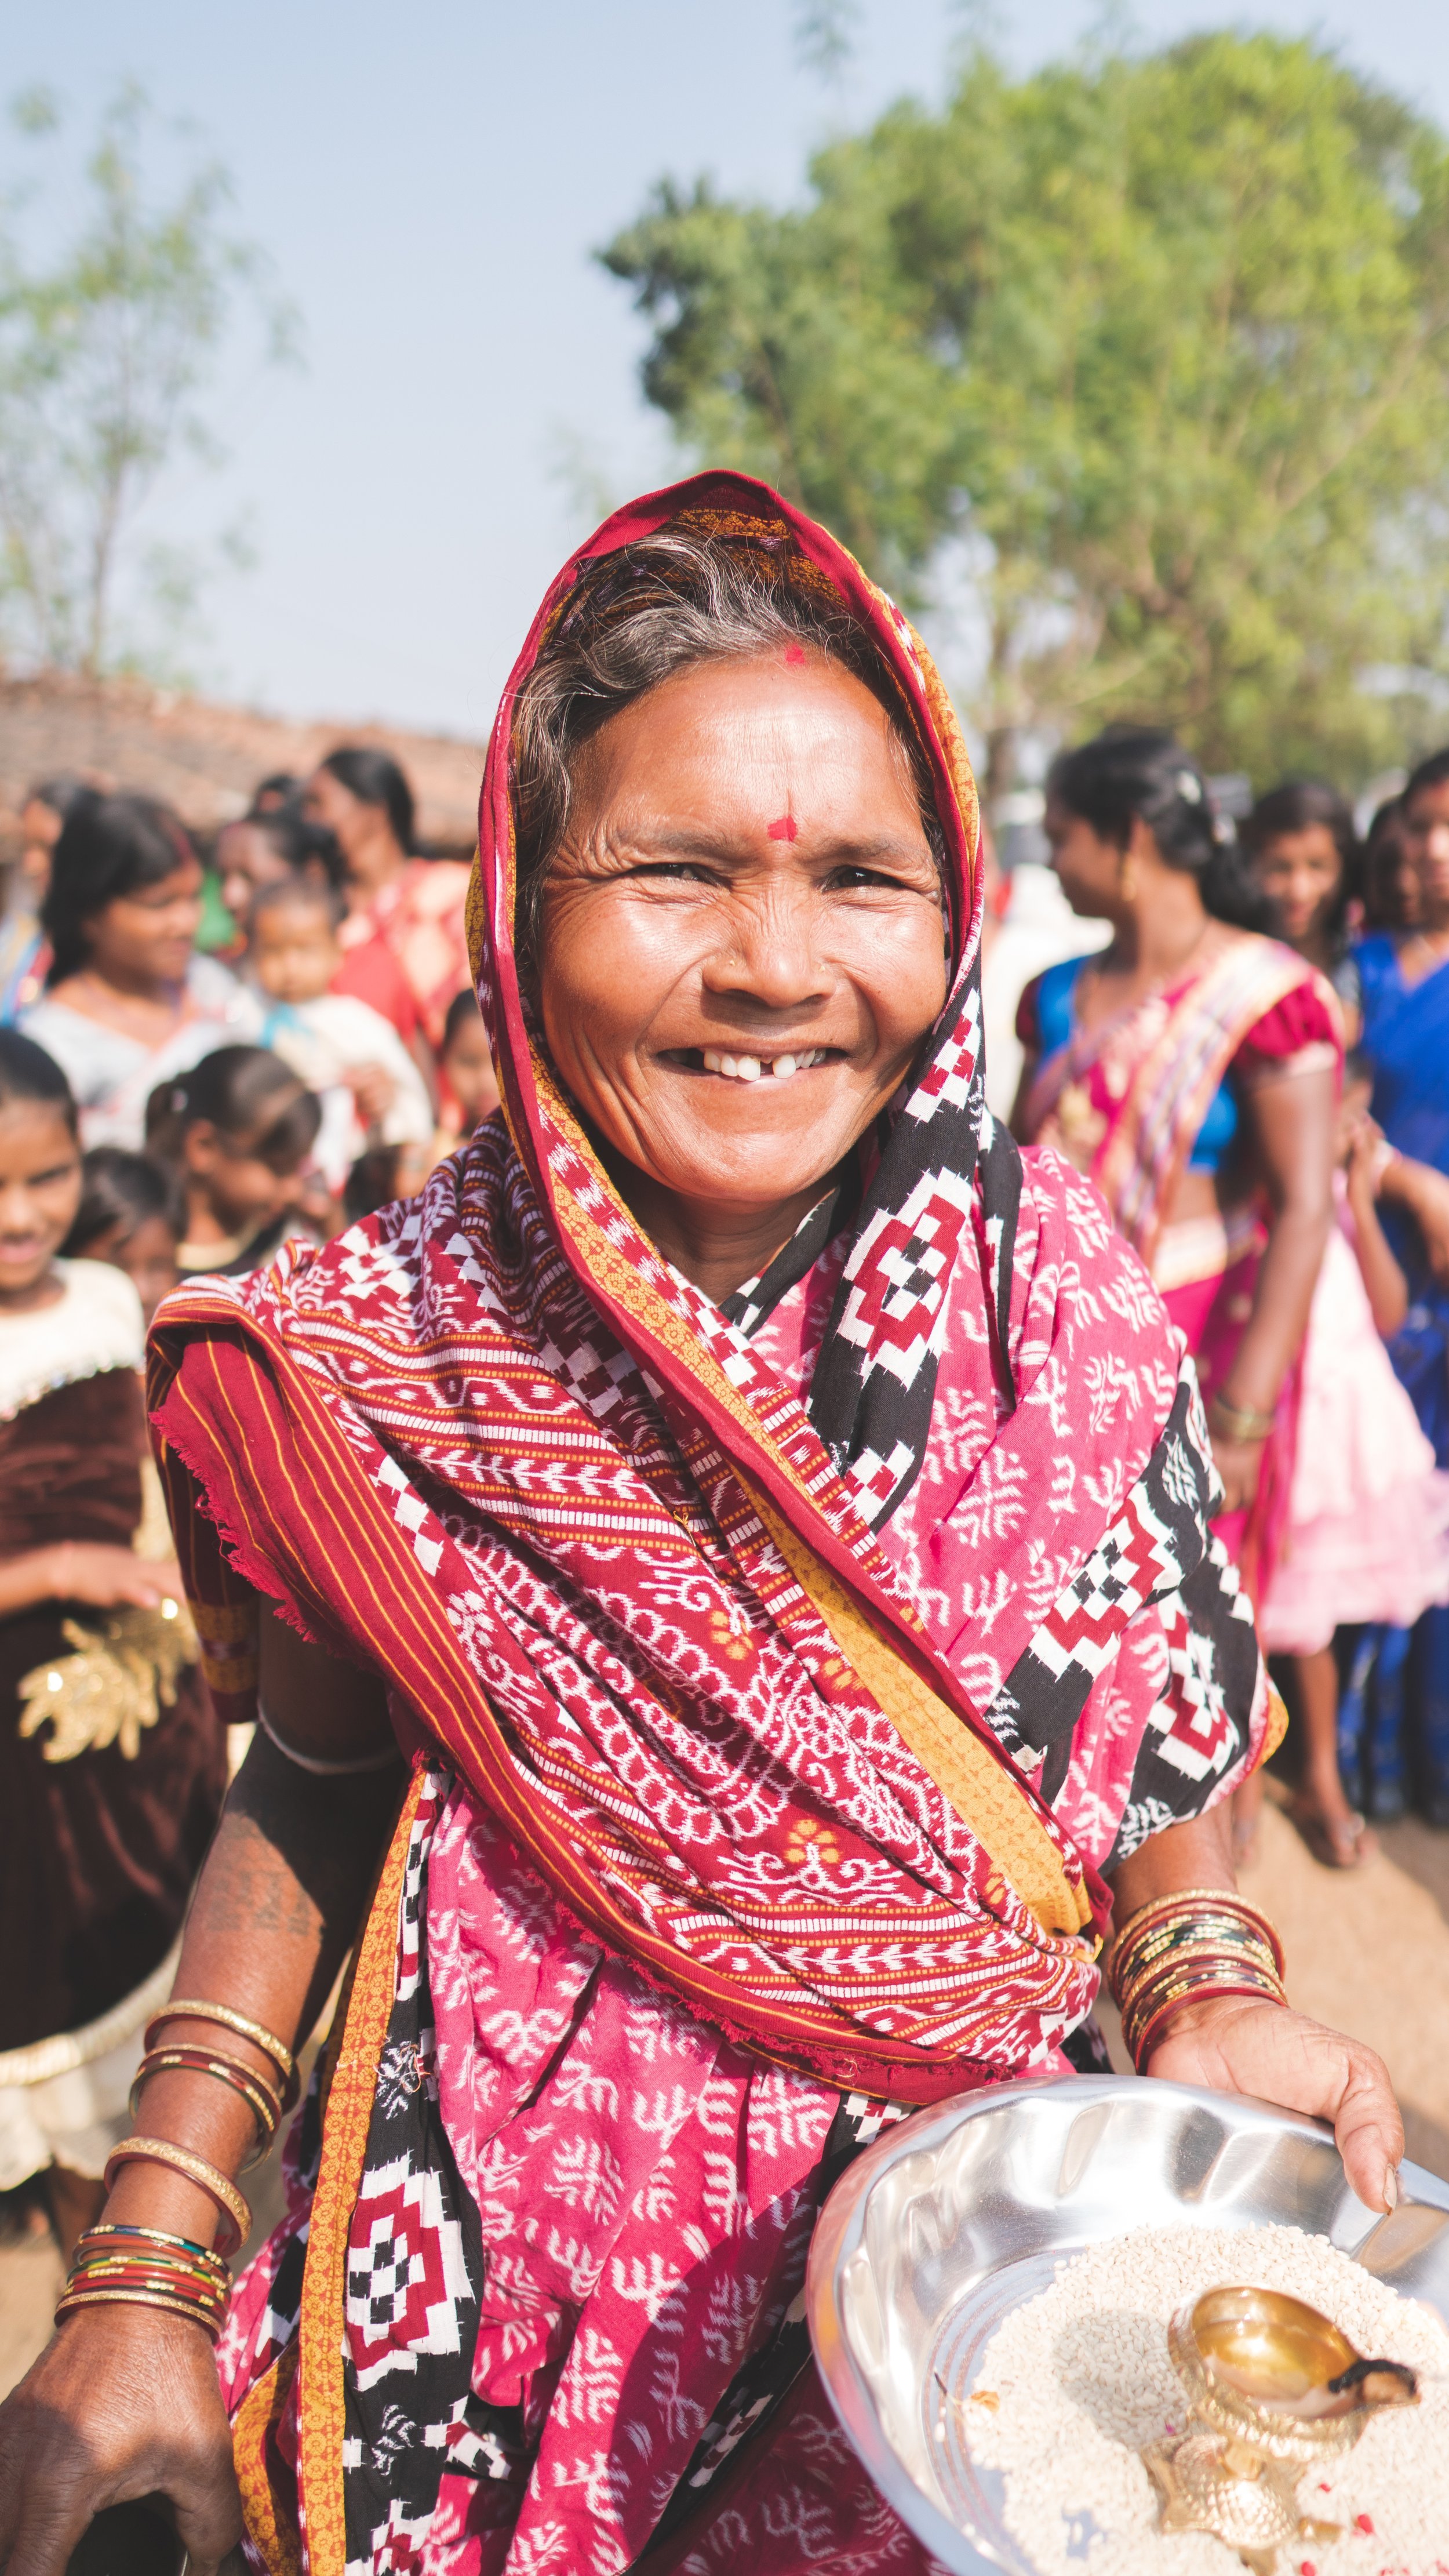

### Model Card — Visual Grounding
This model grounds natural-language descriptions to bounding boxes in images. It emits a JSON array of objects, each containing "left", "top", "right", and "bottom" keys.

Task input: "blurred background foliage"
[{"left": 605, "top": 32, "right": 1449, "bottom": 795}]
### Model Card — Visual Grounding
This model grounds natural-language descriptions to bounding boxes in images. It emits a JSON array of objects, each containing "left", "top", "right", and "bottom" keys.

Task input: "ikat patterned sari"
[{"left": 148, "top": 475, "right": 1272, "bottom": 2576}]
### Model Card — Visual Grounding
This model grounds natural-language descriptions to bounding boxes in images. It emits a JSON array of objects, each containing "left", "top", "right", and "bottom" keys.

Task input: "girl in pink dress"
[{"left": 1258, "top": 1060, "right": 1449, "bottom": 1861}]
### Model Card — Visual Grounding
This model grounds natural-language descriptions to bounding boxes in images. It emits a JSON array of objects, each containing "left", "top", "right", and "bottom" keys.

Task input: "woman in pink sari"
[
  {"left": 0, "top": 496, "right": 1395, "bottom": 2576},
  {"left": 1014, "top": 729, "right": 1341, "bottom": 1628}
]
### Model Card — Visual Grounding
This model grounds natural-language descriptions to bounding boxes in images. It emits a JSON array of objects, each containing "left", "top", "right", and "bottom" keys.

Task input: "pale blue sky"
[{"left": 3, "top": 1, "right": 1446, "bottom": 736}]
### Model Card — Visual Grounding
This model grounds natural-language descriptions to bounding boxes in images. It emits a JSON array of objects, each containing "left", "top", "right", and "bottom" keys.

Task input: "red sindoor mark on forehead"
[
  {"left": 784, "top": 644, "right": 806, "bottom": 665},
  {"left": 767, "top": 815, "right": 799, "bottom": 842}
]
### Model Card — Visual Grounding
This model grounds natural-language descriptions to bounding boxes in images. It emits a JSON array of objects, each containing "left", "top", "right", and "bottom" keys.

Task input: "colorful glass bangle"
[
  {"left": 1111, "top": 1886, "right": 1284, "bottom": 1961},
  {"left": 101, "top": 2136, "right": 251, "bottom": 2260},
  {"left": 1128, "top": 1973, "right": 1287, "bottom": 2070},
  {"left": 129, "top": 2046, "right": 282, "bottom": 2168},
  {"left": 1115, "top": 1934, "right": 1283, "bottom": 2021},
  {"left": 77, "top": 2220, "right": 216, "bottom": 2260},
  {"left": 145, "top": 1999, "right": 296, "bottom": 2088},
  {"left": 70, "top": 2226, "right": 230, "bottom": 2286},
  {"left": 1119, "top": 1951, "right": 1286, "bottom": 2054},
  {"left": 55, "top": 2285, "right": 228, "bottom": 2342}
]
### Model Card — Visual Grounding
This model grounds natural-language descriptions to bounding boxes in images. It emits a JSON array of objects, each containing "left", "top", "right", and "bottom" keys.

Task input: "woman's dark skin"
[
  {"left": 0, "top": 655, "right": 1401, "bottom": 2576},
  {"left": 1373, "top": 776, "right": 1449, "bottom": 1278},
  {"left": 1014, "top": 802, "right": 1337, "bottom": 1516}
]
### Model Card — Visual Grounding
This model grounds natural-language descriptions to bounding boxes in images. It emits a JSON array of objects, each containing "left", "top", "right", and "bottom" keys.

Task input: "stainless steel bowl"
[{"left": 804, "top": 2074, "right": 1449, "bottom": 2575}]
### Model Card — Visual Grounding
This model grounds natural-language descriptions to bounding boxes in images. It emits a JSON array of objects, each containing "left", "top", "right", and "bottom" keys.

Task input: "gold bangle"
[
  {"left": 55, "top": 2286, "right": 226, "bottom": 2341},
  {"left": 1110, "top": 1890, "right": 1285, "bottom": 1982},
  {"left": 129, "top": 2047, "right": 282, "bottom": 2168},
  {"left": 1121, "top": 1950, "right": 1286, "bottom": 2040},
  {"left": 1119, "top": 1943, "right": 1286, "bottom": 2023},
  {"left": 101, "top": 2136, "right": 251, "bottom": 2260},
  {"left": 1118, "top": 1947, "right": 1287, "bottom": 2052},
  {"left": 145, "top": 2000, "right": 295, "bottom": 2086},
  {"left": 1122, "top": 1952, "right": 1285, "bottom": 2025},
  {"left": 1130, "top": 1973, "right": 1287, "bottom": 2069},
  {"left": 1117, "top": 1950, "right": 1282, "bottom": 2033},
  {"left": 1112, "top": 1886, "right": 1283, "bottom": 1946},
  {"left": 1208, "top": 1392, "right": 1276, "bottom": 1444},
  {"left": 1113, "top": 1921, "right": 1283, "bottom": 1994}
]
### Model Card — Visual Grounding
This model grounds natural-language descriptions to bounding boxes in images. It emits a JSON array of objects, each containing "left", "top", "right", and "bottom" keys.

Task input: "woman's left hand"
[
  {"left": 1146, "top": 1993, "right": 1403, "bottom": 2212},
  {"left": 1208, "top": 1434, "right": 1266, "bottom": 1514}
]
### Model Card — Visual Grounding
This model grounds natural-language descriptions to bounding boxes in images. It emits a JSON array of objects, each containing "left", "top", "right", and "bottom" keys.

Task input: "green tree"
[
  {"left": 0, "top": 85, "right": 298, "bottom": 678},
  {"left": 602, "top": 34, "right": 1449, "bottom": 795}
]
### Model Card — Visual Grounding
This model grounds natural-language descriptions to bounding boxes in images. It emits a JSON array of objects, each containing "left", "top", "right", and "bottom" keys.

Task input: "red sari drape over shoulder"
[{"left": 148, "top": 475, "right": 1272, "bottom": 2576}]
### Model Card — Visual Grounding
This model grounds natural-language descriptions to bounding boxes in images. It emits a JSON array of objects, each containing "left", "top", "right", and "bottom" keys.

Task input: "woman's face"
[
  {"left": 216, "top": 822, "right": 296, "bottom": 936},
  {"left": 0, "top": 1102, "right": 82, "bottom": 1303},
  {"left": 302, "top": 768, "right": 369, "bottom": 863},
  {"left": 185, "top": 1121, "right": 308, "bottom": 1236},
  {"left": 84, "top": 1212, "right": 179, "bottom": 1325},
  {"left": 537, "top": 652, "right": 949, "bottom": 1234},
  {"left": 1406, "top": 781, "right": 1449, "bottom": 927},
  {"left": 1254, "top": 824, "right": 1342, "bottom": 947},
  {"left": 82, "top": 856, "right": 203, "bottom": 991},
  {"left": 1043, "top": 800, "right": 1127, "bottom": 917},
  {"left": 19, "top": 798, "right": 64, "bottom": 903}
]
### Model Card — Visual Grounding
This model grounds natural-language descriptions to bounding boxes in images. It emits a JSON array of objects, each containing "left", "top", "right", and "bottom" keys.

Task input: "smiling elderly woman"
[{"left": 0, "top": 477, "right": 1400, "bottom": 2576}]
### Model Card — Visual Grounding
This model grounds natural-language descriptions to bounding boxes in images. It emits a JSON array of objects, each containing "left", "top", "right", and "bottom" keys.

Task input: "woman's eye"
[
  {"left": 827, "top": 864, "right": 916, "bottom": 892},
  {"left": 628, "top": 860, "right": 719, "bottom": 886}
]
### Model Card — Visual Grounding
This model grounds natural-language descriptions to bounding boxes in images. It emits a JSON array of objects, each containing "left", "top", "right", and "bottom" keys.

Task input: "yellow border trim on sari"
[
  {"left": 232, "top": 2342, "right": 301, "bottom": 2576},
  {"left": 747, "top": 1485, "right": 1093, "bottom": 1942},
  {"left": 296, "top": 1768, "right": 424, "bottom": 2576}
]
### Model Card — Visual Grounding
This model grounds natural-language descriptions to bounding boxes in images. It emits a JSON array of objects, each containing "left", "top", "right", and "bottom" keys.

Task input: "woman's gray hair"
[{"left": 509, "top": 524, "right": 945, "bottom": 960}]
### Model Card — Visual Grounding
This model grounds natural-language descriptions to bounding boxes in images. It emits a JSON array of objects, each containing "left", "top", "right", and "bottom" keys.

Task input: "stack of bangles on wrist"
[
  {"left": 54, "top": 2003, "right": 297, "bottom": 2331},
  {"left": 55, "top": 2223, "right": 231, "bottom": 2340},
  {"left": 1108, "top": 1889, "right": 1287, "bottom": 2073}
]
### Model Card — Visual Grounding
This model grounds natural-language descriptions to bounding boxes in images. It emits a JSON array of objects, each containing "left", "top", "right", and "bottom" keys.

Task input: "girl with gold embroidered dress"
[{"left": 0, "top": 1033, "right": 223, "bottom": 2258}]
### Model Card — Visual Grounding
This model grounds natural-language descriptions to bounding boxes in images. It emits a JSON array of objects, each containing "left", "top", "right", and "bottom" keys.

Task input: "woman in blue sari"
[{"left": 1353, "top": 745, "right": 1449, "bottom": 1819}]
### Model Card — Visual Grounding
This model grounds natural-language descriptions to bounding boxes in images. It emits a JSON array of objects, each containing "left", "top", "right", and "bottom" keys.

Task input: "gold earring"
[{"left": 1119, "top": 853, "right": 1139, "bottom": 903}]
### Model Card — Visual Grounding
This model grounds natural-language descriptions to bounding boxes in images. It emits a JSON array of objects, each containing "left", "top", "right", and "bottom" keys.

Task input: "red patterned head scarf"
[{"left": 150, "top": 473, "right": 1268, "bottom": 2105}]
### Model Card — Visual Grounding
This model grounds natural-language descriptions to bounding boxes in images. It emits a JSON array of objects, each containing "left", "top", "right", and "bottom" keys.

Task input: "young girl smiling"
[{"left": 0, "top": 1033, "right": 222, "bottom": 2254}]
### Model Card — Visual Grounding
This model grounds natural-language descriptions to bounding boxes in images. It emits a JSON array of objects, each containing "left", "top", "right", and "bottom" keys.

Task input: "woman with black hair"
[
  {"left": 20, "top": 795, "right": 260, "bottom": 1149},
  {"left": 0, "top": 1030, "right": 221, "bottom": 2259},
  {"left": 1244, "top": 780, "right": 1362, "bottom": 1023},
  {"left": 303, "top": 745, "right": 472, "bottom": 1058},
  {"left": 1013, "top": 728, "right": 1340, "bottom": 1652},
  {"left": 1346, "top": 747, "right": 1449, "bottom": 1822}
]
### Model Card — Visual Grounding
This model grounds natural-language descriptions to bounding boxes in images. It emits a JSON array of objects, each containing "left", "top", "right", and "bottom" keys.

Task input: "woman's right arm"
[
  {"left": 0, "top": 1604, "right": 404, "bottom": 2576},
  {"left": 1377, "top": 1150, "right": 1449, "bottom": 1285}
]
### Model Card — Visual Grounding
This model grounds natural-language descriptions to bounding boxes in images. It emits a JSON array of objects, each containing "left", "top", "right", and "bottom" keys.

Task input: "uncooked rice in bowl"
[{"left": 964, "top": 2222, "right": 1449, "bottom": 2575}]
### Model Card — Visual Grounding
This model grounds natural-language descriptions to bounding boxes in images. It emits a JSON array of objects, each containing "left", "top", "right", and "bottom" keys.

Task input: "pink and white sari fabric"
[{"left": 151, "top": 474, "right": 1276, "bottom": 2576}]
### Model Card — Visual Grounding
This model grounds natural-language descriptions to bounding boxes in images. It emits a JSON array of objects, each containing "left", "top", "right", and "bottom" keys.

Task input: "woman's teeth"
[{"left": 700, "top": 1048, "right": 828, "bottom": 1082}]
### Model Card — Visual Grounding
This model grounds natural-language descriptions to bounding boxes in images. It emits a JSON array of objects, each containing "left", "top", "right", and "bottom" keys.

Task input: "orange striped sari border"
[
  {"left": 296, "top": 1769, "right": 423, "bottom": 2576},
  {"left": 231, "top": 2344, "right": 301, "bottom": 2576}
]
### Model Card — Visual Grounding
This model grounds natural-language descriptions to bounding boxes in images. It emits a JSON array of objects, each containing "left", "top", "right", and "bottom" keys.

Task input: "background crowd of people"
[
  {"left": 0, "top": 753, "right": 496, "bottom": 2246},
  {"left": 2, "top": 717, "right": 1448, "bottom": 2251},
  {"left": 1006, "top": 735, "right": 1449, "bottom": 1870}
]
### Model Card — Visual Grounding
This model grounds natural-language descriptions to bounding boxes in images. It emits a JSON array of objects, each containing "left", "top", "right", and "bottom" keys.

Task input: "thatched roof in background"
[{"left": 0, "top": 669, "right": 486, "bottom": 859}]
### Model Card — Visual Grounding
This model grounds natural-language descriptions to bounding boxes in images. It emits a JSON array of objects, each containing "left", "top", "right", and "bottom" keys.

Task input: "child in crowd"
[
  {"left": 1259, "top": 1053, "right": 1449, "bottom": 1862},
  {"left": 144, "top": 1045, "right": 323, "bottom": 1278},
  {"left": 432, "top": 987, "right": 500, "bottom": 1165},
  {"left": 61, "top": 1148, "right": 180, "bottom": 1328},
  {"left": 250, "top": 877, "right": 435, "bottom": 1202},
  {"left": 0, "top": 1031, "right": 220, "bottom": 2255}
]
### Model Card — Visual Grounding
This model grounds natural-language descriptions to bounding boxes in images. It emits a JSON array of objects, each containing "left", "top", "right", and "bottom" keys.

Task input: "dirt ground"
[{"left": 3, "top": 1798, "right": 1447, "bottom": 2415}]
